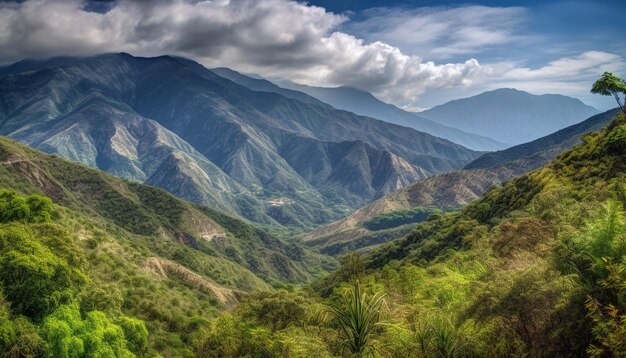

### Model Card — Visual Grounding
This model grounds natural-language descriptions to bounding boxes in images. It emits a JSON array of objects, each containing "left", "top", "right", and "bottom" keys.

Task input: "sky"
[{"left": 0, "top": 0, "right": 624, "bottom": 111}]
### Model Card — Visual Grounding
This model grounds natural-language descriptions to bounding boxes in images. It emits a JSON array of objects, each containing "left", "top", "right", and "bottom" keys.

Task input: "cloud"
[
  {"left": 483, "top": 51, "right": 626, "bottom": 98},
  {"left": 0, "top": 0, "right": 490, "bottom": 107},
  {"left": 347, "top": 5, "right": 529, "bottom": 60},
  {"left": 0, "top": 0, "right": 622, "bottom": 111},
  {"left": 502, "top": 51, "right": 625, "bottom": 81}
]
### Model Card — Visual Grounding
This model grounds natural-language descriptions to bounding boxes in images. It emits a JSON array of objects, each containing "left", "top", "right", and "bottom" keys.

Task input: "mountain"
[
  {"left": 211, "top": 67, "right": 327, "bottom": 107},
  {"left": 262, "top": 79, "right": 506, "bottom": 151},
  {"left": 302, "top": 163, "right": 530, "bottom": 255},
  {"left": 303, "top": 109, "right": 618, "bottom": 254},
  {"left": 465, "top": 108, "right": 620, "bottom": 169},
  {"left": 420, "top": 88, "right": 599, "bottom": 145},
  {"left": 194, "top": 110, "right": 626, "bottom": 357},
  {"left": 0, "top": 135, "right": 336, "bottom": 355},
  {"left": 0, "top": 53, "right": 481, "bottom": 229}
]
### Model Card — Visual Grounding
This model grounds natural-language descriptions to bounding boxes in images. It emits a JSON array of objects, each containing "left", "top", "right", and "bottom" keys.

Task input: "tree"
[
  {"left": 591, "top": 72, "right": 626, "bottom": 115},
  {"left": 0, "top": 191, "right": 53, "bottom": 223},
  {"left": 239, "top": 291, "right": 307, "bottom": 332},
  {"left": 0, "top": 226, "right": 87, "bottom": 320},
  {"left": 40, "top": 305, "right": 141, "bottom": 357}
]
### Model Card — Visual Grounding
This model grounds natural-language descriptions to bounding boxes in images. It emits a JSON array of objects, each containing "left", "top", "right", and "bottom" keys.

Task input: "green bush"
[
  {"left": 238, "top": 291, "right": 308, "bottom": 332},
  {"left": 0, "top": 225, "right": 87, "bottom": 320},
  {"left": 40, "top": 304, "right": 141, "bottom": 357},
  {"left": 0, "top": 190, "right": 52, "bottom": 223},
  {"left": 603, "top": 124, "right": 626, "bottom": 155},
  {"left": 117, "top": 316, "right": 149, "bottom": 353}
]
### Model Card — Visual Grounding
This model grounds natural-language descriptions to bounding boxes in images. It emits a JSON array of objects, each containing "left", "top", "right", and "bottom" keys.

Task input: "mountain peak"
[
  {"left": 420, "top": 88, "right": 599, "bottom": 145},
  {"left": 0, "top": 53, "right": 479, "bottom": 229}
]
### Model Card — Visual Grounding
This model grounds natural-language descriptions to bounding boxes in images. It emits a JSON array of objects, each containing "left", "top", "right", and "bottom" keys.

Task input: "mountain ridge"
[
  {"left": 420, "top": 87, "right": 599, "bottom": 145},
  {"left": 303, "top": 108, "right": 619, "bottom": 254},
  {"left": 465, "top": 108, "right": 620, "bottom": 169},
  {"left": 0, "top": 53, "right": 480, "bottom": 229},
  {"left": 218, "top": 72, "right": 507, "bottom": 151}
]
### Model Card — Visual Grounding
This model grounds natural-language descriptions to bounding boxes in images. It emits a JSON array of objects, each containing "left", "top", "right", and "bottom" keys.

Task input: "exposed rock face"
[
  {"left": 304, "top": 109, "right": 618, "bottom": 254},
  {"left": 0, "top": 53, "right": 480, "bottom": 228}
]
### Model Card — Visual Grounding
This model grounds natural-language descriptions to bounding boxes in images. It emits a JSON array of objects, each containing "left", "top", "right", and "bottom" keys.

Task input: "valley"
[
  {"left": 304, "top": 108, "right": 621, "bottom": 255},
  {"left": 0, "top": 1, "right": 623, "bottom": 354}
]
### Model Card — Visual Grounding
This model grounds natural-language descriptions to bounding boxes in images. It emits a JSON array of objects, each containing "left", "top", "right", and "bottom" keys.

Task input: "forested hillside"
[
  {"left": 0, "top": 137, "right": 334, "bottom": 356},
  {"left": 195, "top": 112, "right": 626, "bottom": 357},
  {"left": 303, "top": 109, "right": 619, "bottom": 256}
]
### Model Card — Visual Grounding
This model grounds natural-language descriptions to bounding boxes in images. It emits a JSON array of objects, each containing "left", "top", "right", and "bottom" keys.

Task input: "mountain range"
[
  {"left": 0, "top": 53, "right": 481, "bottom": 230},
  {"left": 213, "top": 68, "right": 505, "bottom": 151},
  {"left": 0, "top": 51, "right": 619, "bottom": 357},
  {"left": 273, "top": 79, "right": 597, "bottom": 150},
  {"left": 420, "top": 88, "right": 599, "bottom": 145},
  {"left": 303, "top": 108, "right": 619, "bottom": 254}
]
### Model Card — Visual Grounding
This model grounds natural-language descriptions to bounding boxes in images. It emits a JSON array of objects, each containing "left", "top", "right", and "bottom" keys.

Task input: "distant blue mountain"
[
  {"left": 420, "top": 88, "right": 599, "bottom": 145},
  {"left": 272, "top": 81, "right": 507, "bottom": 151},
  {"left": 465, "top": 108, "right": 620, "bottom": 169}
]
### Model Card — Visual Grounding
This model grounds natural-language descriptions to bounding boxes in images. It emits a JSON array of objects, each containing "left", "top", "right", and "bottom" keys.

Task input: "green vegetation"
[
  {"left": 3, "top": 80, "right": 626, "bottom": 355},
  {"left": 40, "top": 305, "right": 148, "bottom": 357},
  {"left": 362, "top": 207, "right": 440, "bottom": 231},
  {"left": 0, "top": 191, "right": 147, "bottom": 356},
  {"left": 0, "top": 137, "right": 335, "bottom": 356},
  {"left": 592, "top": 72, "right": 626, "bottom": 115},
  {"left": 328, "top": 281, "right": 385, "bottom": 356},
  {"left": 194, "top": 111, "right": 626, "bottom": 356}
]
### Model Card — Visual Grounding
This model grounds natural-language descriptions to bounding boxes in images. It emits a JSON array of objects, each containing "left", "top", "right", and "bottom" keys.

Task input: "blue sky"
[
  {"left": 309, "top": 0, "right": 626, "bottom": 110},
  {"left": 0, "top": 0, "right": 623, "bottom": 110},
  {"left": 326, "top": 0, "right": 626, "bottom": 64}
]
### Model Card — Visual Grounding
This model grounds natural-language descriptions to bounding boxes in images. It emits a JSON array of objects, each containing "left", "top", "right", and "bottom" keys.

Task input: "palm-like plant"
[
  {"left": 415, "top": 317, "right": 465, "bottom": 358},
  {"left": 328, "top": 280, "right": 385, "bottom": 356}
]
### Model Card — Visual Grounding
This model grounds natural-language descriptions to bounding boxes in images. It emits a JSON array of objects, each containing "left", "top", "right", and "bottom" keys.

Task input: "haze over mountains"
[
  {"left": 213, "top": 68, "right": 505, "bottom": 151},
  {"left": 215, "top": 69, "right": 598, "bottom": 151},
  {"left": 420, "top": 88, "right": 599, "bottom": 145},
  {"left": 0, "top": 53, "right": 481, "bottom": 229}
]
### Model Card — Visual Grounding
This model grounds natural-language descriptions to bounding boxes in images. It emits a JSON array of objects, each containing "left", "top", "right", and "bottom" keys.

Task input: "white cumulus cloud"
[
  {"left": 0, "top": 0, "right": 622, "bottom": 110},
  {"left": 0, "top": 0, "right": 491, "bottom": 107}
]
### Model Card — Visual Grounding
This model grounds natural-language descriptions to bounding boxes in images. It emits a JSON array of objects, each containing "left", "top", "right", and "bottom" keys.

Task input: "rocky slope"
[
  {"left": 0, "top": 53, "right": 480, "bottom": 229},
  {"left": 304, "top": 109, "right": 617, "bottom": 254}
]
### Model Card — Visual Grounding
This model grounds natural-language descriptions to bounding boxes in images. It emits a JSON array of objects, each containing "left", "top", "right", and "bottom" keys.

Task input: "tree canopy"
[{"left": 591, "top": 72, "right": 626, "bottom": 115}]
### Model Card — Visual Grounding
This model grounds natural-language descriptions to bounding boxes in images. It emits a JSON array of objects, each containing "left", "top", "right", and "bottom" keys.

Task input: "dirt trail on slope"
[{"left": 143, "top": 257, "right": 241, "bottom": 305}]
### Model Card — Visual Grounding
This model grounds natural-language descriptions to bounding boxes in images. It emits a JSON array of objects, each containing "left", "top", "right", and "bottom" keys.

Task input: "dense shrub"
[
  {"left": 362, "top": 207, "right": 440, "bottom": 231},
  {"left": 0, "top": 190, "right": 52, "bottom": 223},
  {"left": 0, "top": 225, "right": 87, "bottom": 320},
  {"left": 40, "top": 305, "right": 146, "bottom": 357}
]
